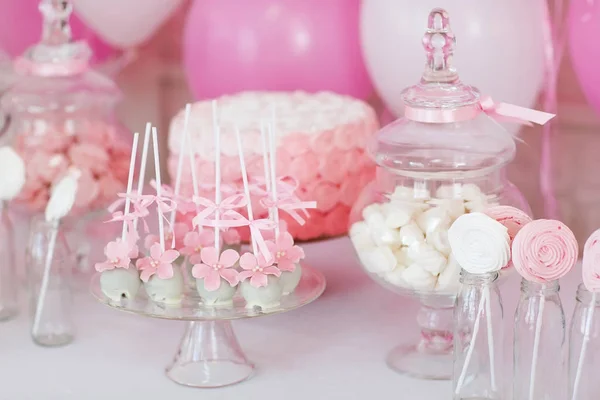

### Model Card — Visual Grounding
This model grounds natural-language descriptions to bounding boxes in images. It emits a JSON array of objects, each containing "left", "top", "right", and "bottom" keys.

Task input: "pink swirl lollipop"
[
  {"left": 512, "top": 219, "right": 578, "bottom": 283},
  {"left": 485, "top": 205, "right": 532, "bottom": 269},
  {"left": 583, "top": 229, "right": 600, "bottom": 292}
]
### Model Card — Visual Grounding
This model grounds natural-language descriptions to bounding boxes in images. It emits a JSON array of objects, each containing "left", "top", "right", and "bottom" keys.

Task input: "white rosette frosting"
[{"left": 448, "top": 212, "right": 511, "bottom": 274}]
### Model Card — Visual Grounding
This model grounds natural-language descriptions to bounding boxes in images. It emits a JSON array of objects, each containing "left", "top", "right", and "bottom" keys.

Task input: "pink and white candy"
[
  {"left": 582, "top": 229, "right": 600, "bottom": 292},
  {"left": 485, "top": 205, "right": 532, "bottom": 269},
  {"left": 512, "top": 219, "right": 578, "bottom": 283},
  {"left": 448, "top": 212, "right": 511, "bottom": 274}
]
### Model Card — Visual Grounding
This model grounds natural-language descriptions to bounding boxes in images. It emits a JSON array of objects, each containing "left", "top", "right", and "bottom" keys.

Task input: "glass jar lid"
[
  {"left": 369, "top": 8, "right": 516, "bottom": 179},
  {"left": 1, "top": 0, "right": 121, "bottom": 113}
]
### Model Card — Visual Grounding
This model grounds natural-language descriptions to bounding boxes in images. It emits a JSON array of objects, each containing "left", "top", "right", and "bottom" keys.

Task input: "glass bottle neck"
[
  {"left": 459, "top": 270, "right": 498, "bottom": 285},
  {"left": 576, "top": 283, "right": 600, "bottom": 306},
  {"left": 520, "top": 279, "right": 559, "bottom": 296}
]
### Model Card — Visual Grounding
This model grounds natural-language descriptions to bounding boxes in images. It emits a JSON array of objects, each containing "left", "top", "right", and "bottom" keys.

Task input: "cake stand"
[{"left": 91, "top": 264, "right": 326, "bottom": 388}]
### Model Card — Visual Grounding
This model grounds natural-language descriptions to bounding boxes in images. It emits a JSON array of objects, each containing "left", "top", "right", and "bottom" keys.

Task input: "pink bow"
[
  {"left": 192, "top": 194, "right": 248, "bottom": 228},
  {"left": 108, "top": 193, "right": 154, "bottom": 219},
  {"left": 404, "top": 95, "right": 556, "bottom": 125},
  {"left": 150, "top": 180, "right": 196, "bottom": 213},
  {"left": 260, "top": 196, "right": 317, "bottom": 226},
  {"left": 244, "top": 218, "right": 276, "bottom": 262}
]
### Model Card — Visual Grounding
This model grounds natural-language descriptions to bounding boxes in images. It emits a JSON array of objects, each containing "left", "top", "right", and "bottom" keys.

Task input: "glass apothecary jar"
[
  {"left": 348, "top": 9, "right": 530, "bottom": 380},
  {"left": 0, "top": 1, "right": 131, "bottom": 218}
]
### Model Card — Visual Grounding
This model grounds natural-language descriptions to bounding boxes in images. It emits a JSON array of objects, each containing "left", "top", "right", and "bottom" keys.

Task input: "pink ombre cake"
[{"left": 167, "top": 91, "right": 378, "bottom": 241}]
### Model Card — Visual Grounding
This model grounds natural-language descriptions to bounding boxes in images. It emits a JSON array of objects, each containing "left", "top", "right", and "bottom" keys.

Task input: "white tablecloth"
[{"left": 0, "top": 237, "right": 582, "bottom": 400}]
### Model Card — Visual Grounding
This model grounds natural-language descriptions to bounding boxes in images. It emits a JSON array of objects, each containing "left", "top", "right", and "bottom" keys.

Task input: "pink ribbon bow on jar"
[{"left": 404, "top": 95, "right": 556, "bottom": 126}]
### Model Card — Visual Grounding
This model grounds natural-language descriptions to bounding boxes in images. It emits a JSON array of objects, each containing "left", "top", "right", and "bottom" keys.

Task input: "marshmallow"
[
  {"left": 349, "top": 221, "right": 375, "bottom": 251},
  {"left": 362, "top": 203, "right": 383, "bottom": 221},
  {"left": 465, "top": 199, "right": 489, "bottom": 213},
  {"left": 407, "top": 242, "right": 447, "bottom": 275},
  {"left": 381, "top": 202, "right": 413, "bottom": 229},
  {"left": 388, "top": 186, "right": 415, "bottom": 201},
  {"left": 435, "top": 184, "right": 462, "bottom": 199},
  {"left": 461, "top": 183, "right": 484, "bottom": 201},
  {"left": 401, "top": 264, "right": 436, "bottom": 291},
  {"left": 436, "top": 254, "right": 461, "bottom": 292},
  {"left": 359, "top": 246, "right": 397, "bottom": 274},
  {"left": 428, "top": 228, "right": 452, "bottom": 257},
  {"left": 416, "top": 207, "right": 452, "bottom": 235},
  {"left": 393, "top": 247, "right": 410, "bottom": 266},
  {"left": 383, "top": 264, "right": 408, "bottom": 287},
  {"left": 429, "top": 198, "right": 465, "bottom": 220},
  {"left": 399, "top": 222, "right": 425, "bottom": 246}
]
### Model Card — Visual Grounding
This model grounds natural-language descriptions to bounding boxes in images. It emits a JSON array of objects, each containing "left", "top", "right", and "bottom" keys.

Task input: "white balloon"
[
  {"left": 360, "top": 0, "right": 546, "bottom": 134},
  {"left": 73, "top": 0, "right": 183, "bottom": 48}
]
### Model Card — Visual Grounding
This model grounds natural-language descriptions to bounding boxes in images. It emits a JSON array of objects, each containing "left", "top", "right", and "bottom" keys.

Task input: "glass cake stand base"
[{"left": 91, "top": 264, "right": 326, "bottom": 388}]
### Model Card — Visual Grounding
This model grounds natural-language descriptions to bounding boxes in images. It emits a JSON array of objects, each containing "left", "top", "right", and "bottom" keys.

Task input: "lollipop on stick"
[
  {"left": 120, "top": 132, "right": 139, "bottom": 241},
  {"left": 511, "top": 219, "right": 578, "bottom": 400},
  {"left": 449, "top": 212, "right": 510, "bottom": 394},
  {"left": 133, "top": 123, "right": 151, "bottom": 233},
  {"left": 32, "top": 167, "right": 81, "bottom": 337},
  {"left": 234, "top": 126, "right": 259, "bottom": 257},
  {"left": 571, "top": 229, "right": 600, "bottom": 400},
  {"left": 151, "top": 127, "right": 166, "bottom": 252}
]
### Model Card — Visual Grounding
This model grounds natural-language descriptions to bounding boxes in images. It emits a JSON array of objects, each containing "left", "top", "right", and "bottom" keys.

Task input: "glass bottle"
[
  {"left": 568, "top": 284, "right": 600, "bottom": 400},
  {"left": 27, "top": 217, "right": 75, "bottom": 346},
  {"left": 0, "top": 201, "right": 17, "bottom": 320},
  {"left": 513, "top": 279, "right": 566, "bottom": 400},
  {"left": 348, "top": 8, "right": 529, "bottom": 379},
  {"left": 453, "top": 270, "right": 504, "bottom": 400}
]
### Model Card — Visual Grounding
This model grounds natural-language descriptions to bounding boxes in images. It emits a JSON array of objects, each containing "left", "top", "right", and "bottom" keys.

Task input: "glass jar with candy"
[
  {"left": 348, "top": 8, "right": 552, "bottom": 380},
  {"left": 0, "top": 1, "right": 131, "bottom": 269}
]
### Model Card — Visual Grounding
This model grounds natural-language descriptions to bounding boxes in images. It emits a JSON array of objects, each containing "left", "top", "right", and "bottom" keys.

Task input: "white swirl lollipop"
[{"left": 448, "top": 212, "right": 510, "bottom": 274}]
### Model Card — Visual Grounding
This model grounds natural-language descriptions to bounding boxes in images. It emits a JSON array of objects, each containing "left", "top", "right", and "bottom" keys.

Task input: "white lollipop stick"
[
  {"left": 260, "top": 121, "right": 272, "bottom": 222},
  {"left": 184, "top": 106, "right": 201, "bottom": 234},
  {"left": 234, "top": 126, "right": 258, "bottom": 256},
  {"left": 212, "top": 100, "right": 221, "bottom": 253},
  {"left": 267, "top": 119, "right": 280, "bottom": 239},
  {"left": 455, "top": 292, "right": 486, "bottom": 394},
  {"left": 121, "top": 132, "right": 139, "bottom": 241},
  {"left": 151, "top": 127, "right": 165, "bottom": 252},
  {"left": 169, "top": 104, "right": 191, "bottom": 227},
  {"left": 529, "top": 294, "right": 546, "bottom": 400},
  {"left": 571, "top": 292, "right": 597, "bottom": 400},
  {"left": 133, "top": 123, "right": 151, "bottom": 233},
  {"left": 33, "top": 168, "right": 80, "bottom": 337}
]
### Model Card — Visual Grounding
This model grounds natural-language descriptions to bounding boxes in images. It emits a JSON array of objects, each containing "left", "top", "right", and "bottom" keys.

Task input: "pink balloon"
[
  {"left": 0, "top": 0, "right": 116, "bottom": 63},
  {"left": 183, "top": 0, "right": 372, "bottom": 100},
  {"left": 569, "top": 0, "right": 600, "bottom": 115}
]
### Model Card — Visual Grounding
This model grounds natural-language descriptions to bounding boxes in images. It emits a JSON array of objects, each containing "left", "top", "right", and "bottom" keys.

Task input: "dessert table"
[{"left": 0, "top": 237, "right": 581, "bottom": 400}]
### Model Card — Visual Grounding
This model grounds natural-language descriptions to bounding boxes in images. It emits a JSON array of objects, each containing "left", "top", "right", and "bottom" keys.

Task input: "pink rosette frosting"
[
  {"left": 582, "top": 229, "right": 600, "bottom": 292},
  {"left": 512, "top": 219, "right": 578, "bottom": 283}
]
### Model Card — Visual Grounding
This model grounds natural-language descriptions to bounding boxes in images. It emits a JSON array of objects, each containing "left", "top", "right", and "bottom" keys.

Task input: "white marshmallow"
[
  {"left": 416, "top": 207, "right": 452, "bottom": 234},
  {"left": 428, "top": 228, "right": 451, "bottom": 257},
  {"left": 381, "top": 202, "right": 413, "bottom": 229},
  {"left": 435, "top": 184, "right": 462, "bottom": 199},
  {"left": 399, "top": 222, "right": 425, "bottom": 247},
  {"left": 465, "top": 199, "right": 489, "bottom": 213},
  {"left": 389, "top": 186, "right": 415, "bottom": 201},
  {"left": 362, "top": 203, "right": 383, "bottom": 221},
  {"left": 461, "top": 183, "right": 484, "bottom": 201},
  {"left": 359, "top": 247, "right": 397, "bottom": 274},
  {"left": 401, "top": 264, "right": 436, "bottom": 291},
  {"left": 393, "top": 247, "right": 410, "bottom": 266},
  {"left": 349, "top": 221, "right": 375, "bottom": 251},
  {"left": 383, "top": 264, "right": 408, "bottom": 287},
  {"left": 429, "top": 198, "right": 465, "bottom": 220},
  {"left": 436, "top": 255, "right": 461, "bottom": 292},
  {"left": 407, "top": 242, "right": 447, "bottom": 275}
]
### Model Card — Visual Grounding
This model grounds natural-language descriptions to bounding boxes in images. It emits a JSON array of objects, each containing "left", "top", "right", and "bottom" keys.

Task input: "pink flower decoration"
[
  {"left": 265, "top": 232, "right": 305, "bottom": 272},
  {"left": 239, "top": 252, "right": 281, "bottom": 288},
  {"left": 95, "top": 240, "right": 131, "bottom": 272},
  {"left": 191, "top": 247, "right": 240, "bottom": 291},
  {"left": 136, "top": 243, "right": 180, "bottom": 282},
  {"left": 144, "top": 234, "right": 159, "bottom": 250},
  {"left": 180, "top": 230, "right": 215, "bottom": 264}
]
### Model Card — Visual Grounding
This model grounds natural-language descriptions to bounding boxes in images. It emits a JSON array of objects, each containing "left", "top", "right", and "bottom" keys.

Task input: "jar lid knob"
[{"left": 421, "top": 8, "right": 458, "bottom": 83}]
